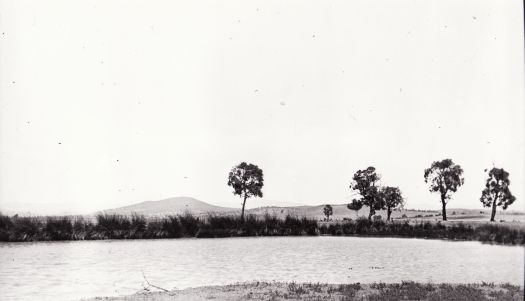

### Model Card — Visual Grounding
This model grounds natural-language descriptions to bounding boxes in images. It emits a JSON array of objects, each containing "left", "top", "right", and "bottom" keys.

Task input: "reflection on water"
[{"left": 0, "top": 236, "right": 523, "bottom": 301}]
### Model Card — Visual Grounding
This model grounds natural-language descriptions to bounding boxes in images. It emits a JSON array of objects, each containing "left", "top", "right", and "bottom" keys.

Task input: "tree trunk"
[
  {"left": 368, "top": 208, "right": 374, "bottom": 220},
  {"left": 241, "top": 194, "right": 248, "bottom": 223},
  {"left": 387, "top": 208, "right": 392, "bottom": 221},
  {"left": 490, "top": 199, "right": 497, "bottom": 222},
  {"left": 441, "top": 199, "right": 447, "bottom": 221}
]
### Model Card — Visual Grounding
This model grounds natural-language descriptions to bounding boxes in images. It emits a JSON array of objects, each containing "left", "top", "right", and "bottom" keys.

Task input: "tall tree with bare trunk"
[
  {"left": 381, "top": 186, "right": 404, "bottom": 221},
  {"left": 349, "top": 167, "right": 384, "bottom": 220},
  {"left": 424, "top": 159, "right": 464, "bottom": 221},
  {"left": 227, "top": 162, "right": 264, "bottom": 223},
  {"left": 480, "top": 167, "right": 516, "bottom": 222}
]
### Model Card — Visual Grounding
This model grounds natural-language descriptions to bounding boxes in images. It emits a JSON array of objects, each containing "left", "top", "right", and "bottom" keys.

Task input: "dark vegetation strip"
[
  {"left": 318, "top": 218, "right": 525, "bottom": 245},
  {"left": 0, "top": 213, "right": 523, "bottom": 245},
  {"left": 275, "top": 281, "right": 523, "bottom": 301}
]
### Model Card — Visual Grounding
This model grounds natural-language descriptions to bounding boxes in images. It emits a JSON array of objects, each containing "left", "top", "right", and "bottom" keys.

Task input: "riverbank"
[
  {"left": 1, "top": 213, "right": 523, "bottom": 245},
  {"left": 84, "top": 281, "right": 524, "bottom": 300}
]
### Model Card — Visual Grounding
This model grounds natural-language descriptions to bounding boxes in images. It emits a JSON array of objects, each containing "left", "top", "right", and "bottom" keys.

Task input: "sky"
[{"left": 0, "top": 0, "right": 524, "bottom": 215}]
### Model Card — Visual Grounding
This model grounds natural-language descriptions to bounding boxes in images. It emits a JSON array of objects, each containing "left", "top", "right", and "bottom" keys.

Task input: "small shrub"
[
  {"left": 130, "top": 214, "right": 147, "bottom": 235},
  {"left": 179, "top": 212, "right": 200, "bottom": 236},
  {"left": 287, "top": 282, "right": 306, "bottom": 295},
  {"left": 163, "top": 215, "right": 183, "bottom": 238},
  {"left": 44, "top": 216, "right": 73, "bottom": 240},
  {"left": 11, "top": 216, "right": 42, "bottom": 241}
]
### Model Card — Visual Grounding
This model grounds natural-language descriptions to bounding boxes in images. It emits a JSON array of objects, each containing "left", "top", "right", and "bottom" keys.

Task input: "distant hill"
[{"left": 98, "top": 197, "right": 237, "bottom": 216}]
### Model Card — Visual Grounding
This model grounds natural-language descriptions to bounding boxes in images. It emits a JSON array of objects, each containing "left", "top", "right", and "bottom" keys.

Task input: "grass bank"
[
  {"left": 83, "top": 281, "right": 524, "bottom": 301},
  {"left": 0, "top": 213, "right": 523, "bottom": 245}
]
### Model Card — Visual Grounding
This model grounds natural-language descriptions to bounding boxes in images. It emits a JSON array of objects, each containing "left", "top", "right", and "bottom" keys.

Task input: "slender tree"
[
  {"left": 424, "top": 159, "right": 464, "bottom": 221},
  {"left": 480, "top": 167, "right": 516, "bottom": 222},
  {"left": 323, "top": 205, "right": 333, "bottom": 221},
  {"left": 381, "top": 186, "right": 404, "bottom": 221},
  {"left": 347, "top": 199, "right": 363, "bottom": 218},
  {"left": 227, "top": 162, "right": 264, "bottom": 223},
  {"left": 350, "top": 167, "right": 385, "bottom": 220}
]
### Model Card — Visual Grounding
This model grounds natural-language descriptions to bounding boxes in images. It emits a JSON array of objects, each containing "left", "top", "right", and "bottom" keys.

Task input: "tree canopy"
[
  {"left": 424, "top": 159, "right": 464, "bottom": 220},
  {"left": 349, "top": 167, "right": 384, "bottom": 220},
  {"left": 323, "top": 205, "right": 333, "bottom": 221},
  {"left": 381, "top": 186, "right": 404, "bottom": 221},
  {"left": 480, "top": 167, "right": 516, "bottom": 222},
  {"left": 227, "top": 162, "right": 264, "bottom": 222},
  {"left": 347, "top": 199, "right": 364, "bottom": 217}
]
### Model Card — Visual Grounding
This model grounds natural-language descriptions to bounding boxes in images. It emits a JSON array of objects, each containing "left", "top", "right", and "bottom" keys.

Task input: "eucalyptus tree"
[
  {"left": 381, "top": 186, "right": 404, "bottom": 221},
  {"left": 349, "top": 167, "right": 384, "bottom": 220},
  {"left": 424, "top": 159, "right": 464, "bottom": 221},
  {"left": 227, "top": 162, "right": 264, "bottom": 223},
  {"left": 480, "top": 167, "right": 516, "bottom": 222},
  {"left": 323, "top": 205, "right": 333, "bottom": 221},
  {"left": 347, "top": 199, "right": 363, "bottom": 218}
]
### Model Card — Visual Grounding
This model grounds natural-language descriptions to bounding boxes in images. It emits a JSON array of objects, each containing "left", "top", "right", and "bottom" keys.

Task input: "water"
[{"left": 0, "top": 236, "right": 523, "bottom": 301}]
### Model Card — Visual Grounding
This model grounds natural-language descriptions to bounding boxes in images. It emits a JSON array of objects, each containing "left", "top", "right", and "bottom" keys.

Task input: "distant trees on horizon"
[
  {"left": 341, "top": 159, "right": 515, "bottom": 222},
  {"left": 347, "top": 200, "right": 363, "bottom": 218},
  {"left": 225, "top": 160, "right": 516, "bottom": 224},
  {"left": 323, "top": 205, "right": 333, "bottom": 221}
]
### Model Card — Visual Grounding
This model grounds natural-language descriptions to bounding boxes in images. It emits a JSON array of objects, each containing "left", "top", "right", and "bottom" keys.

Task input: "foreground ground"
[{"left": 86, "top": 281, "right": 524, "bottom": 301}]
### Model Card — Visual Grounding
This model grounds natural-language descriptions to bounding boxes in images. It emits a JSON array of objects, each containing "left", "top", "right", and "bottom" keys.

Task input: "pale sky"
[{"left": 0, "top": 0, "right": 524, "bottom": 215}]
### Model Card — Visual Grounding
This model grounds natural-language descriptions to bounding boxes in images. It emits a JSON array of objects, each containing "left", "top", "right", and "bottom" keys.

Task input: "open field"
[
  {"left": 84, "top": 281, "right": 524, "bottom": 301},
  {"left": 248, "top": 205, "right": 525, "bottom": 223}
]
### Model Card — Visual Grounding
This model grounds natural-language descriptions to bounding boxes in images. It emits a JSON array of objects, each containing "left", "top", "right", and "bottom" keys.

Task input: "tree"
[
  {"left": 424, "top": 159, "right": 464, "bottom": 221},
  {"left": 227, "top": 162, "right": 264, "bottom": 223},
  {"left": 381, "top": 186, "right": 404, "bottom": 221},
  {"left": 480, "top": 167, "right": 516, "bottom": 222},
  {"left": 347, "top": 199, "right": 363, "bottom": 218},
  {"left": 349, "top": 167, "right": 385, "bottom": 220},
  {"left": 323, "top": 205, "right": 333, "bottom": 221}
]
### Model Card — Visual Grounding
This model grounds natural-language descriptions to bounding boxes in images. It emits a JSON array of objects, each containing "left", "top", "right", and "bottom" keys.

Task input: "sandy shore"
[{"left": 84, "top": 281, "right": 523, "bottom": 301}]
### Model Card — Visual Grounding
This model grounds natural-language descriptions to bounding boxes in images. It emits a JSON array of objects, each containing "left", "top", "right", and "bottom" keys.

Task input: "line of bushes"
[
  {"left": 0, "top": 213, "right": 318, "bottom": 241},
  {"left": 198, "top": 214, "right": 318, "bottom": 238},
  {"left": 0, "top": 213, "right": 523, "bottom": 245},
  {"left": 318, "top": 218, "right": 525, "bottom": 245}
]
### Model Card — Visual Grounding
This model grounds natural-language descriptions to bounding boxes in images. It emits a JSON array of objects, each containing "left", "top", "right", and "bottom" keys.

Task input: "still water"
[{"left": 0, "top": 236, "right": 523, "bottom": 300}]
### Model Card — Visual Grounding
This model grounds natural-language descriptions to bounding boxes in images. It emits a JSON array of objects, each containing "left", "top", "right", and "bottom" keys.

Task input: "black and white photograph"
[{"left": 0, "top": 0, "right": 524, "bottom": 300}]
